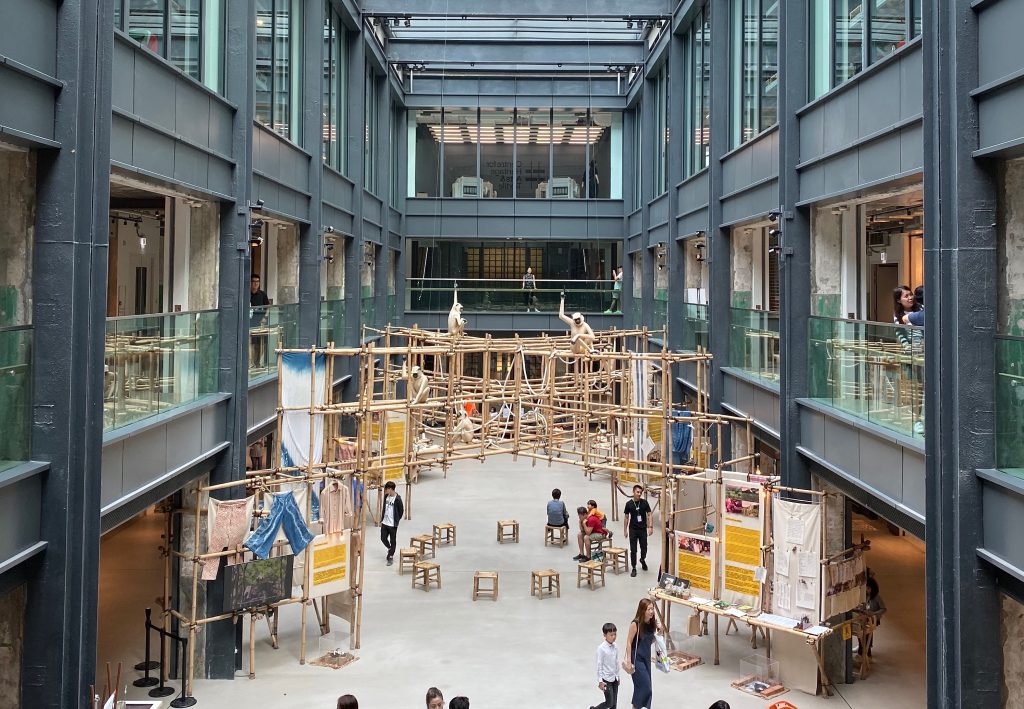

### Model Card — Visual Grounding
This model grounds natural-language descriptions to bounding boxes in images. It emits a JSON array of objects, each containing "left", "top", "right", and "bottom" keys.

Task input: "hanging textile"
[{"left": 281, "top": 352, "right": 327, "bottom": 469}]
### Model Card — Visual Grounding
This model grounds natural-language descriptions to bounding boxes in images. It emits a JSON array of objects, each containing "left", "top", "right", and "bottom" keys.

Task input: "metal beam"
[
  {"left": 360, "top": 0, "right": 672, "bottom": 18},
  {"left": 387, "top": 39, "right": 644, "bottom": 66}
]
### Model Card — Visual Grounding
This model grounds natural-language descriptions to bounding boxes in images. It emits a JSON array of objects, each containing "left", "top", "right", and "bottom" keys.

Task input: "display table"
[{"left": 650, "top": 589, "right": 835, "bottom": 696}]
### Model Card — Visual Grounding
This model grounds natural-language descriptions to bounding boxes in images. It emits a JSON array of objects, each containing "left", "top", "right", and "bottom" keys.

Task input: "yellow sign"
[
  {"left": 724, "top": 525, "right": 762, "bottom": 566},
  {"left": 308, "top": 531, "right": 349, "bottom": 597},
  {"left": 723, "top": 564, "right": 760, "bottom": 597},
  {"left": 842, "top": 622, "right": 852, "bottom": 641},
  {"left": 382, "top": 415, "right": 407, "bottom": 482}
]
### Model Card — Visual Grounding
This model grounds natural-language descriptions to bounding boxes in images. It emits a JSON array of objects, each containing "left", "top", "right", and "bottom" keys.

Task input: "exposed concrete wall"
[
  {"left": 683, "top": 239, "right": 706, "bottom": 295},
  {"left": 731, "top": 227, "right": 753, "bottom": 308},
  {"left": 0, "top": 584, "right": 25, "bottom": 708},
  {"left": 811, "top": 207, "right": 843, "bottom": 318},
  {"left": 998, "top": 158, "right": 1024, "bottom": 336},
  {"left": 1002, "top": 592, "right": 1024, "bottom": 708},
  {"left": 275, "top": 225, "right": 300, "bottom": 304},
  {"left": 188, "top": 202, "right": 220, "bottom": 311},
  {"left": 325, "top": 238, "right": 345, "bottom": 300},
  {"left": 361, "top": 246, "right": 375, "bottom": 299},
  {"left": 0, "top": 150, "right": 35, "bottom": 327}
]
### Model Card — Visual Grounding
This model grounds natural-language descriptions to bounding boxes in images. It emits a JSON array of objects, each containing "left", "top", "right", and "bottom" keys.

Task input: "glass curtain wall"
[
  {"left": 410, "top": 109, "right": 621, "bottom": 199},
  {"left": 255, "top": 0, "right": 303, "bottom": 140},
  {"left": 684, "top": 4, "right": 712, "bottom": 177},
  {"left": 116, "top": 0, "right": 225, "bottom": 93},
  {"left": 730, "top": 0, "right": 779, "bottom": 148},
  {"left": 810, "top": 0, "right": 922, "bottom": 100},
  {"left": 322, "top": 3, "right": 348, "bottom": 172}
]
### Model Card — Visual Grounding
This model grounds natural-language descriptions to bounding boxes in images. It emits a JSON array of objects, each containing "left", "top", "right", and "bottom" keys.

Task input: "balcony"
[
  {"left": 730, "top": 308, "right": 780, "bottom": 385},
  {"left": 405, "top": 278, "right": 617, "bottom": 314},
  {"left": 0, "top": 326, "right": 32, "bottom": 471},
  {"left": 104, "top": 311, "right": 219, "bottom": 431},
  {"left": 248, "top": 304, "right": 298, "bottom": 380},
  {"left": 681, "top": 303, "right": 708, "bottom": 352},
  {"left": 319, "top": 298, "right": 351, "bottom": 347},
  {"left": 808, "top": 316, "right": 925, "bottom": 440},
  {"left": 996, "top": 335, "right": 1024, "bottom": 476}
]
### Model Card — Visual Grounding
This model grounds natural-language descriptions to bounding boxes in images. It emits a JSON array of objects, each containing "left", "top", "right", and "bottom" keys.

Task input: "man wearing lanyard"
[
  {"left": 380, "top": 481, "right": 404, "bottom": 566},
  {"left": 623, "top": 484, "right": 653, "bottom": 577}
]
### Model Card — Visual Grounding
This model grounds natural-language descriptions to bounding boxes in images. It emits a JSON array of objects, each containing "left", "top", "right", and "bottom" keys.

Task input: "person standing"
[
  {"left": 623, "top": 598, "right": 660, "bottom": 709},
  {"left": 380, "top": 481, "right": 404, "bottom": 566},
  {"left": 592, "top": 622, "right": 620, "bottom": 709},
  {"left": 249, "top": 274, "right": 270, "bottom": 368},
  {"left": 623, "top": 485, "right": 654, "bottom": 578},
  {"left": 606, "top": 267, "right": 623, "bottom": 314},
  {"left": 522, "top": 267, "right": 537, "bottom": 311}
]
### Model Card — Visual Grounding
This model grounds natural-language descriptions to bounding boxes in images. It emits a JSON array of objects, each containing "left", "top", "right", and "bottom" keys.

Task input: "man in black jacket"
[{"left": 380, "top": 480, "right": 404, "bottom": 566}]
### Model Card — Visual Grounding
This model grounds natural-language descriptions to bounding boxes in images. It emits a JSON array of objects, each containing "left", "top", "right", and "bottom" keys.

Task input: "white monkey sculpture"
[
  {"left": 451, "top": 409, "right": 477, "bottom": 444},
  {"left": 407, "top": 364, "right": 429, "bottom": 405},
  {"left": 558, "top": 294, "right": 595, "bottom": 355},
  {"left": 448, "top": 291, "right": 467, "bottom": 338}
]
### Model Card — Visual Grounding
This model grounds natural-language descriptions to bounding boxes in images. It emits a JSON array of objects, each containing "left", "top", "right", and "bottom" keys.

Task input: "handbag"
[{"left": 653, "top": 633, "right": 672, "bottom": 674}]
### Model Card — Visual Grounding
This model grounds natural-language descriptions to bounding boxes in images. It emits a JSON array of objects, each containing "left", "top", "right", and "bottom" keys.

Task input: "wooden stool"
[
  {"left": 412, "top": 561, "right": 441, "bottom": 591},
  {"left": 587, "top": 534, "right": 613, "bottom": 557},
  {"left": 531, "top": 569, "right": 561, "bottom": 599},
  {"left": 496, "top": 519, "right": 520, "bottom": 544},
  {"left": 472, "top": 571, "right": 499, "bottom": 601},
  {"left": 433, "top": 522, "right": 457, "bottom": 546},
  {"left": 577, "top": 560, "right": 606, "bottom": 590},
  {"left": 603, "top": 547, "right": 628, "bottom": 574},
  {"left": 544, "top": 524, "right": 568, "bottom": 547},
  {"left": 410, "top": 534, "right": 436, "bottom": 559},
  {"left": 398, "top": 547, "right": 421, "bottom": 575}
]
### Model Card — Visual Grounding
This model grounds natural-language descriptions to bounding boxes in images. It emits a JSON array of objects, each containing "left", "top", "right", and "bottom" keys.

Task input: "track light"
[
  {"left": 768, "top": 210, "right": 781, "bottom": 223},
  {"left": 404, "top": 17, "right": 411, "bottom": 27},
  {"left": 249, "top": 219, "right": 265, "bottom": 248}
]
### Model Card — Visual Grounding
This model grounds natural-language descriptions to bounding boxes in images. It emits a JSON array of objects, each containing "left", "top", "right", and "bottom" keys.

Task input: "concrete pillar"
[
  {"left": 275, "top": 224, "right": 300, "bottom": 304},
  {"left": 731, "top": 228, "right": 754, "bottom": 308},
  {"left": 0, "top": 584, "right": 26, "bottom": 701},
  {"left": 187, "top": 202, "right": 220, "bottom": 311},
  {"left": 1001, "top": 593, "right": 1024, "bottom": 707},
  {"left": 0, "top": 150, "right": 36, "bottom": 327},
  {"left": 810, "top": 207, "right": 843, "bottom": 318},
  {"left": 998, "top": 158, "right": 1024, "bottom": 336}
]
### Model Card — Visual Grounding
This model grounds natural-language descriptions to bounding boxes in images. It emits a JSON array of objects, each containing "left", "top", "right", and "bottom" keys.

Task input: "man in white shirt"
[
  {"left": 380, "top": 481, "right": 404, "bottom": 566},
  {"left": 591, "top": 622, "right": 619, "bottom": 709}
]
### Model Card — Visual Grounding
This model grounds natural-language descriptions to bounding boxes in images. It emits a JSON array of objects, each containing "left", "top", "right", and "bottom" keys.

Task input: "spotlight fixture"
[
  {"left": 248, "top": 219, "right": 265, "bottom": 248},
  {"left": 768, "top": 209, "right": 782, "bottom": 222},
  {"left": 626, "top": 19, "right": 633, "bottom": 29},
  {"left": 404, "top": 16, "right": 410, "bottom": 27},
  {"left": 249, "top": 199, "right": 265, "bottom": 212},
  {"left": 695, "top": 241, "right": 707, "bottom": 263},
  {"left": 323, "top": 225, "right": 336, "bottom": 234},
  {"left": 324, "top": 254, "right": 335, "bottom": 264}
]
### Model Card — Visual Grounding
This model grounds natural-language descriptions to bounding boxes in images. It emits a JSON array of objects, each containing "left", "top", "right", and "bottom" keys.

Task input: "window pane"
[
  {"left": 170, "top": 0, "right": 200, "bottom": 80},
  {"left": 322, "top": 6, "right": 335, "bottom": 164},
  {"left": 442, "top": 108, "right": 478, "bottom": 197},
  {"left": 870, "top": 0, "right": 908, "bottom": 62},
  {"left": 741, "top": 0, "right": 758, "bottom": 143},
  {"left": 413, "top": 110, "right": 442, "bottom": 197},
  {"left": 201, "top": 0, "right": 225, "bottom": 93},
  {"left": 552, "top": 108, "right": 587, "bottom": 199},
  {"left": 480, "top": 109, "right": 514, "bottom": 198},
  {"left": 699, "top": 7, "right": 711, "bottom": 169},
  {"left": 589, "top": 111, "right": 614, "bottom": 199},
  {"left": 835, "top": 0, "right": 864, "bottom": 86},
  {"left": 255, "top": 0, "right": 273, "bottom": 128},
  {"left": 516, "top": 109, "right": 550, "bottom": 199},
  {"left": 364, "top": 68, "right": 377, "bottom": 192},
  {"left": 273, "top": 0, "right": 292, "bottom": 137},
  {"left": 127, "top": 0, "right": 165, "bottom": 55},
  {"left": 809, "top": 0, "right": 830, "bottom": 99},
  {"left": 336, "top": 28, "right": 347, "bottom": 172},
  {"left": 760, "top": 0, "right": 779, "bottom": 131}
]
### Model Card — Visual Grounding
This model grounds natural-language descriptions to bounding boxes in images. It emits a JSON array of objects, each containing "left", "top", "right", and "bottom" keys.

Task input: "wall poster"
[
  {"left": 675, "top": 532, "right": 718, "bottom": 595},
  {"left": 721, "top": 481, "right": 764, "bottom": 607}
]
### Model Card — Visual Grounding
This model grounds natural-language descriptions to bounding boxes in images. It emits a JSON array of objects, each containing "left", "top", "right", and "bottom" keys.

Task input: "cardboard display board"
[
  {"left": 721, "top": 481, "right": 764, "bottom": 607},
  {"left": 771, "top": 498, "right": 823, "bottom": 622},
  {"left": 308, "top": 531, "right": 351, "bottom": 597}
]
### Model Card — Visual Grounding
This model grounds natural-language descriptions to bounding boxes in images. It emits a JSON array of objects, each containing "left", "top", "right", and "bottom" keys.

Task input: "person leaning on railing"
[{"left": 892, "top": 285, "right": 925, "bottom": 435}]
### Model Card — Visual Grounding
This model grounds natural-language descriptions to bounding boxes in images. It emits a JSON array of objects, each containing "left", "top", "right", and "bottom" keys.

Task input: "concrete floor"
[{"left": 107, "top": 458, "right": 926, "bottom": 708}]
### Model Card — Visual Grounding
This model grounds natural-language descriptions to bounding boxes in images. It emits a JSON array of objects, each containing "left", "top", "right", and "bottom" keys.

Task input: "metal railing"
[
  {"left": 248, "top": 304, "right": 298, "bottom": 380},
  {"left": 730, "top": 308, "right": 781, "bottom": 385},
  {"left": 105, "top": 311, "right": 219, "bottom": 431},
  {"left": 808, "top": 316, "right": 925, "bottom": 439},
  {"left": 405, "top": 278, "right": 618, "bottom": 314},
  {"left": 0, "top": 326, "right": 31, "bottom": 470},
  {"left": 996, "top": 335, "right": 1024, "bottom": 472}
]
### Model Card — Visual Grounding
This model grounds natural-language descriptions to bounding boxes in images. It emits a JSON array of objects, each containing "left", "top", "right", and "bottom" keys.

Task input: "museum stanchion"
[
  {"left": 137, "top": 608, "right": 197, "bottom": 705},
  {"left": 132, "top": 607, "right": 160, "bottom": 687}
]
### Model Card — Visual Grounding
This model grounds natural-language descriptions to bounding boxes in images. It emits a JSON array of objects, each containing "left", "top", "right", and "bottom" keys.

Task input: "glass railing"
[
  {"left": 0, "top": 326, "right": 32, "bottom": 471},
  {"left": 105, "top": 311, "right": 219, "bottom": 431},
  {"left": 387, "top": 294, "right": 398, "bottom": 325},
  {"left": 730, "top": 308, "right": 781, "bottom": 384},
  {"left": 248, "top": 303, "right": 298, "bottom": 380},
  {"left": 808, "top": 316, "right": 925, "bottom": 439},
  {"left": 361, "top": 295, "right": 375, "bottom": 334},
  {"left": 681, "top": 303, "right": 708, "bottom": 352},
  {"left": 652, "top": 297, "right": 668, "bottom": 333},
  {"left": 405, "top": 278, "right": 618, "bottom": 314},
  {"left": 319, "top": 298, "right": 350, "bottom": 347},
  {"left": 996, "top": 335, "right": 1024, "bottom": 474}
]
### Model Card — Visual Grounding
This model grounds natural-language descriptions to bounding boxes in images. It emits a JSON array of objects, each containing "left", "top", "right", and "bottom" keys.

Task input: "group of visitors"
[
  {"left": 335, "top": 689, "right": 469, "bottom": 708},
  {"left": 547, "top": 484, "right": 654, "bottom": 577},
  {"left": 590, "top": 598, "right": 732, "bottom": 709}
]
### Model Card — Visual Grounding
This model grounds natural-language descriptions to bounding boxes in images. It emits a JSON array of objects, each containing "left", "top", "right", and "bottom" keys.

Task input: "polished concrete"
[{"left": 106, "top": 458, "right": 926, "bottom": 708}]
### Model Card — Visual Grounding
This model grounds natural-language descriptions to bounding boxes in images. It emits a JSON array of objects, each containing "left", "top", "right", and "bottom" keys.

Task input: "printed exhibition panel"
[{"left": 721, "top": 481, "right": 764, "bottom": 607}]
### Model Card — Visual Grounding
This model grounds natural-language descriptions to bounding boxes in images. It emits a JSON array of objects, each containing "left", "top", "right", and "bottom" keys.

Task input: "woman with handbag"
[{"left": 622, "top": 598, "right": 660, "bottom": 708}]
